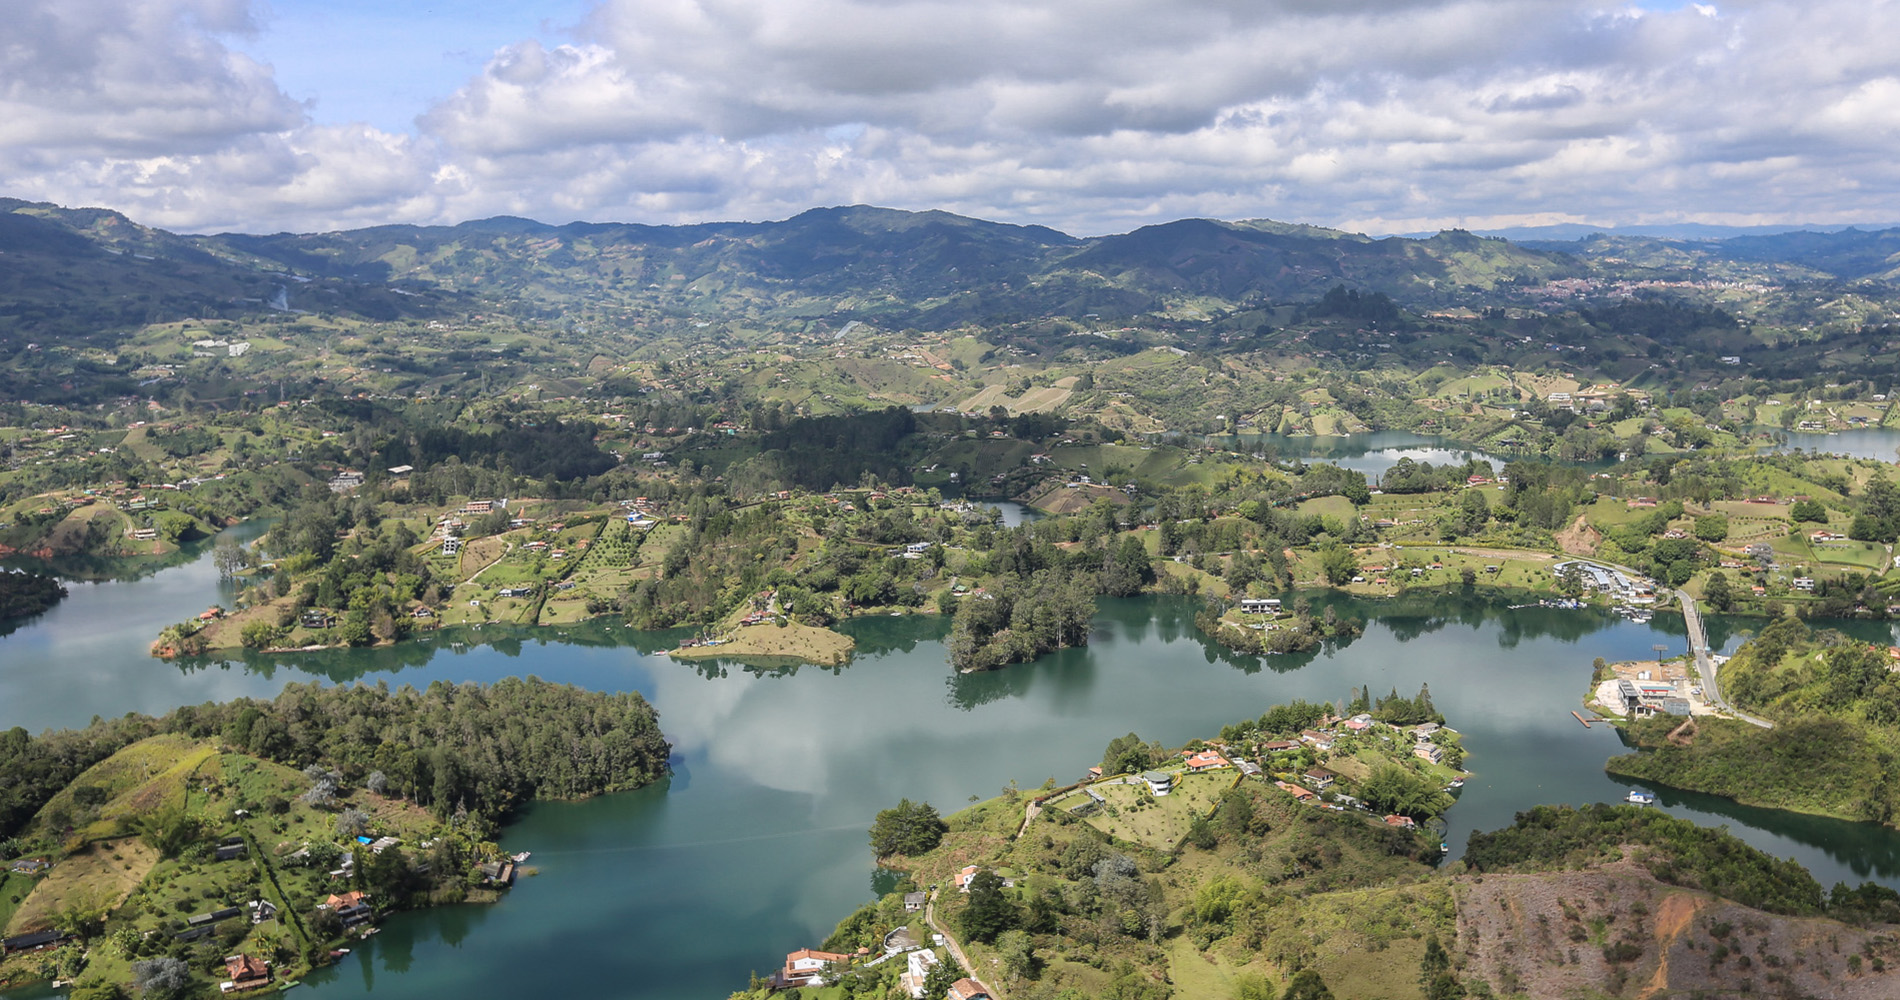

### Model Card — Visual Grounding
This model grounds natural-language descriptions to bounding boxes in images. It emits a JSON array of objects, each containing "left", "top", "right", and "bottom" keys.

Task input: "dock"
[{"left": 1571, "top": 710, "right": 1593, "bottom": 728}]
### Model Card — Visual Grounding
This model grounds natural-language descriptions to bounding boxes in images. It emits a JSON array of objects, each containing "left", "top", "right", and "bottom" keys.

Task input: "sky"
[{"left": 4, "top": 0, "right": 1899, "bottom": 237}]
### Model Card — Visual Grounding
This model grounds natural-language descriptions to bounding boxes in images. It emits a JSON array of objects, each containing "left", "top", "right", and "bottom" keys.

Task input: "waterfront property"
[{"left": 776, "top": 948, "right": 852, "bottom": 988}]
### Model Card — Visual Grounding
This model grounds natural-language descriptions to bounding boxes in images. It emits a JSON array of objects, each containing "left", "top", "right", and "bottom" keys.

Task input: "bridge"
[{"left": 1674, "top": 588, "right": 1774, "bottom": 729}]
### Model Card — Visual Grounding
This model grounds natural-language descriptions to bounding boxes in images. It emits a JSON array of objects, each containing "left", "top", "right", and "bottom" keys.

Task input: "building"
[
  {"left": 1385, "top": 814, "right": 1418, "bottom": 829},
  {"left": 223, "top": 953, "right": 271, "bottom": 989},
  {"left": 1304, "top": 767, "right": 1336, "bottom": 789},
  {"left": 1142, "top": 770, "right": 1173, "bottom": 797},
  {"left": 948, "top": 978, "right": 992, "bottom": 1000},
  {"left": 903, "top": 891, "right": 926, "bottom": 912},
  {"left": 1275, "top": 780, "right": 1317, "bottom": 803},
  {"left": 1413, "top": 743, "right": 1445, "bottom": 765},
  {"left": 1184, "top": 750, "right": 1229, "bottom": 772},
  {"left": 777, "top": 948, "right": 852, "bottom": 988},
  {"left": 1238, "top": 598, "right": 1282, "bottom": 613},
  {"left": 2, "top": 929, "right": 66, "bottom": 955},
  {"left": 900, "top": 949, "right": 940, "bottom": 998},
  {"left": 1299, "top": 729, "right": 1334, "bottom": 751}
]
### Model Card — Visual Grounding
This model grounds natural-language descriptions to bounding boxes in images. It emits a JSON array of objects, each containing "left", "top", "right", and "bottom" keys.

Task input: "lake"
[
  {"left": 1201, "top": 431, "right": 1514, "bottom": 480},
  {"left": 3, "top": 543, "right": 1900, "bottom": 1000}
]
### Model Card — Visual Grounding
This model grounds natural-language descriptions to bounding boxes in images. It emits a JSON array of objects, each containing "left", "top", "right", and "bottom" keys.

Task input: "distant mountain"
[
  {"left": 190, "top": 206, "right": 1579, "bottom": 330},
  {"left": 0, "top": 198, "right": 467, "bottom": 353},
  {"left": 1523, "top": 227, "right": 1900, "bottom": 283},
  {"left": 8, "top": 197, "right": 1900, "bottom": 369},
  {"left": 1457, "top": 222, "right": 1900, "bottom": 242}
]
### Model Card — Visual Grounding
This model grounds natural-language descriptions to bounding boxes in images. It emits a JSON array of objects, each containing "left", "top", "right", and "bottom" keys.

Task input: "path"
[
  {"left": 923, "top": 889, "right": 1000, "bottom": 1000},
  {"left": 1675, "top": 588, "right": 1775, "bottom": 729}
]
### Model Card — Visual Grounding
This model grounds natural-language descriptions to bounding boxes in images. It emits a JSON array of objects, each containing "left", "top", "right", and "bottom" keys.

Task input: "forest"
[
  {"left": 0, "top": 569, "right": 65, "bottom": 624},
  {"left": 1463, "top": 803, "right": 1900, "bottom": 923},
  {"left": 0, "top": 677, "right": 671, "bottom": 843}
]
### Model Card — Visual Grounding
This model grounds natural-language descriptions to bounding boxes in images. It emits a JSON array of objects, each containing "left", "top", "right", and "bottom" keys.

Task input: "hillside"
[
  {"left": 0, "top": 678, "right": 672, "bottom": 995},
  {"left": 726, "top": 706, "right": 1900, "bottom": 1000}
]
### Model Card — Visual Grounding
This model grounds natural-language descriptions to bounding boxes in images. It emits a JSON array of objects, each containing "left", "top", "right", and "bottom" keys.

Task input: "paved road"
[
  {"left": 923, "top": 890, "right": 1000, "bottom": 1000},
  {"left": 1674, "top": 588, "right": 1774, "bottom": 729}
]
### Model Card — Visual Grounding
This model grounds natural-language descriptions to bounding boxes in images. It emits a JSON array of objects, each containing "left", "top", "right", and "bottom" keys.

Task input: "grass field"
[
  {"left": 1063, "top": 770, "right": 1234, "bottom": 850},
  {"left": 5, "top": 837, "right": 158, "bottom": 935}
]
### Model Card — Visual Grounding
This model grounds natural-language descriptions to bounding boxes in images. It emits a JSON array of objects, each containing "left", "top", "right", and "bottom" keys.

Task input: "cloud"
[{"left": 3, "top": 0, "right": 1900, "bottom": 236}]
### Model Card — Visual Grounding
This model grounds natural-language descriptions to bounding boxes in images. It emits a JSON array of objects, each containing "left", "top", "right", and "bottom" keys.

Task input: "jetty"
[{"left": 1570, "top": 710, "right": 1593, "bottom": 728}]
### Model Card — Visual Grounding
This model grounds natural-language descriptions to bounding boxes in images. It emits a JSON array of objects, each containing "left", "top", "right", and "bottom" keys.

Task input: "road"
[
  {"left": 923, "top": 889, "right": 1000, "bottom": 1000},
  {"left": 1674, "top": 587, "right": 1774, "bottom": 729}
]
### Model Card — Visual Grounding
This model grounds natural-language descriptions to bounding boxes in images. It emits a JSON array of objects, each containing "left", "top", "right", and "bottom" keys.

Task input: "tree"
[
  {"left": 1101, "top": 733, "right": 1153, "bottom": 776},
  {"left": 213, "top": 536, "right": 244, "bottom": 581},
  {"left": 958, "top": 869, "right": 1018, "bottom": 943},
  {"left": 1790, "top": 498, "right": 1828, "bottom": 523},
  {"left": 996, "top": 928, "right": 1037, "bottom": 981},
  {"left": 1282, "top": 969, "right": 1335, "bottom": 1000},
  {"left": 1693, "top": 514, "right": 1729, "bottom": 542},
  {"left": 131, "top": 957, "right": 192, "bottom": 1000},
  {"left": 1318, "top": 544, "right": 1357, "bottom": 586},
  {"left": 1704, "top": 571, "right": 1733, "bottom": 612},
  {"left": 366, "top": 770, "right": 389, "bottom": 795},
  {"left": 868, "top": 799, "right": 947, "bottom": 858},
  {"left": 335, "top": 808, "right": 370, "bottom": 838}
]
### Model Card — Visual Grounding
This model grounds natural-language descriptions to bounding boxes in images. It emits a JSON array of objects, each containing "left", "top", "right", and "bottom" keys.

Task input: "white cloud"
[{"left": 3, "top": 0, "right": 1900, "bottom": 236}]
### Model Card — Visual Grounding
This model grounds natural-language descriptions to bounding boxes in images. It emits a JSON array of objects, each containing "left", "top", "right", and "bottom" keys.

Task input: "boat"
[
  {"left": 277, "top": 980, "right": 301, "bottom": 991},
  {"left": 1627, "top": 791, "right": 1656, "bottom": 805},
  {"left": 511, "top": 851, "right": 532, "bottom": 863},
  {"left": 1447, "top": 778, "right": 1464, "bottom": 789}
]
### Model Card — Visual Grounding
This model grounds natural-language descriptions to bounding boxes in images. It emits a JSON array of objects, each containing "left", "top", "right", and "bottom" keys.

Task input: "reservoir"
[{"left": 3, "top": 545, "right": 1898, "bottom": 999}]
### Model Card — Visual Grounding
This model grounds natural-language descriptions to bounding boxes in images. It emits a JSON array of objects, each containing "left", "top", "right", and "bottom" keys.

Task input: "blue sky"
[
  {"left": 232, "top": 1, "right": 592, "bottom": 133},
  {"left": 4, "top": 0, "right": 1898, "bottom": 237}
]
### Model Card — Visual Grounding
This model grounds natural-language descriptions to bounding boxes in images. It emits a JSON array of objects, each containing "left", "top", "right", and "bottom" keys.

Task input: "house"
[
  {"left": 1275, "top": 780, "right": 1317, "bottom": 803},
  {"left": 1184, "top": 750, "right": 1229, "bottom": 772},
  {"left": 248, "top": 899, "right": 278, "bottom": 924},
  {"left": 949, "top": 978, "right": 992, "bottom": 1000},
  {"left": 1793, "top": 577, "right": 1816, "bottom": 592},
  {"left": 1235, "top": 759, "right": 1263, "bottom": 777},
  {"left": 1085, "top": 765, "right": 1103, "bottom": 780},
  {"left": 223, "top": 953, "right": 271, "bottom": 989},
  {"left": 1259, "top": 740, "right": 1299, "bottom": 754},
  {"left": 215, "top": 840, "right": 248, "bottom": 861},
  {"left": 7, "top": 858, "right": 49, "bottom": 875},
  {"left": 903, "top": 891, "right": 926, "bottom": 912},
  {"left": 477, "top": 860, "right": 516, "bottom": 885},
  {"left": 956, "top": 865, "right": 981, "bottom": 892},
  {"left": 901, "top": 949, "right": 941, "bottom": 998},
  {"left": 1238, "top": 598, "right": 1282, "bottom": 614},
  {"left": 1343, "top": 714, "right": 1374, "bottom": 733},
  {"left": 1385, "top": 814, "right": 1418, "bottom": 829},
  {"left": 323, "top": 891, "right": 369, "bottom": 910},
  {"left": 777, "top": 948, "right": 852, "bottom": 988},
  {"left": 1811, "top": 531, "right": 1846, "bottom": 543},
  {"left": 2, "top": 929, "right": 66, "bottom": 955},
  {"left": 1411, "top": 723, "right": 1441, "bottom": 741},
  {"left": 1299, "top": 729, "right": 1334, "bottom": 751},
  {"left": 1142, "top": 771, "right": 1174, "bottom": 797},
  {"left": 1413, "top": 744, "right": 1445, "bottom": 765},
  {"left": 1304, "top": 767, "right": 1336, "bottom": 790}
]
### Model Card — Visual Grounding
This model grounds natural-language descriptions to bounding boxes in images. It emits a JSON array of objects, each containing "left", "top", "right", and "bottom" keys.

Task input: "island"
[{"left": 0, "top": 678, "right": 671, "bottom": 996}]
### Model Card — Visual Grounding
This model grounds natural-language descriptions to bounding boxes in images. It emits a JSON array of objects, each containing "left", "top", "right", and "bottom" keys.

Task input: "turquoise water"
[{"left": 4, "top": 544, "right": 1899, "bottom": 999}]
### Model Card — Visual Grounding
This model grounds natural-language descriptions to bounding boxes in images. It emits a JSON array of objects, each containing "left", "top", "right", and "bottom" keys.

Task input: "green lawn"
[{"left": 1070, "top": 770, "right": 1235, "bottom": 850}]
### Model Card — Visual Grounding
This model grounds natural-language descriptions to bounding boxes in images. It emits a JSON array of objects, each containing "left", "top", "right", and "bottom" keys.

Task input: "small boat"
[
  {"left": 278, "top": 980, "right": 301, "bottom": 991},
  {"left": 1627, "top": 791, "right": 1656, "bottom": 806},
  {"left": 511, "top": 851, "right": 532, "bottom": 863},
  {"left": 1447, "top": 778, "right": 1464, "bottom": 789}
]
